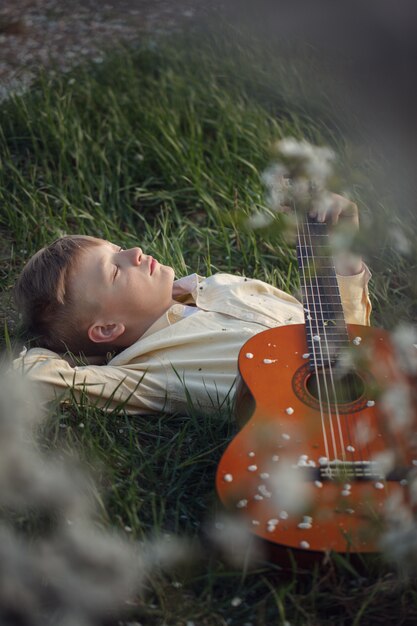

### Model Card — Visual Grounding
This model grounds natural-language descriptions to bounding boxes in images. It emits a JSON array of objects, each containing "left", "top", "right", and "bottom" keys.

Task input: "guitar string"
[
  {"left": 304, "top": 216, "right": 365, "bottom": 478},
  {"left": 305, "top": 217, "right": 349, "bottom": 463},
  {"left": 295, "top": 210, "right": 330, "bottom": 461},
  {"left": 318, "top": 230, "right": 364, "bottom": 474},
  {"left": 305, "top": 220, "right": 367, "bottom": 476},
  {"left": 301, "top": 214, "right": 344, "bottom": 465}
]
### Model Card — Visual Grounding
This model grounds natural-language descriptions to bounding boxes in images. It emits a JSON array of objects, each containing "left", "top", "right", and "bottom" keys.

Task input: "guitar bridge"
[{"left": 302, "top": 461, "right": 410, "bottom": 482}]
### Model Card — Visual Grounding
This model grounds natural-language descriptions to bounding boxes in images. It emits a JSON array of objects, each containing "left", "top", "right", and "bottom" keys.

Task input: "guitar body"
[{"left": 216, "top": 323, "right": 412, "bottom": 562}]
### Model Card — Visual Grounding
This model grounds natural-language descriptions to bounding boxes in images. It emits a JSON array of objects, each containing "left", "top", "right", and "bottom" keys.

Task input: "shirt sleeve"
[
  {"left": 12, "top": 348, "right": 169, "bottom": 414},
  {"left": 336, "top": 263, "right": 372, "bottom": 326}
]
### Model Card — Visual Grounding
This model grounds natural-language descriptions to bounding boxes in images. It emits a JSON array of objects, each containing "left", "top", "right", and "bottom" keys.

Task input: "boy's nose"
[
  {"left": 134, "top": 247, "right": 143, "bottom": 265},
  {"left": 126, "top": 247, "right": 142, "bottom": 265}
]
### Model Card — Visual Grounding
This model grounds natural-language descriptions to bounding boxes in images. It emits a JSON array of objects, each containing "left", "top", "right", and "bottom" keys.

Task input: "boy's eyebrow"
[
  {"left": 105, "top": 241, "right": 119, "bottom": 250},
  {"left": 95, "top": 246, "right": 115, "bottom": 284}
]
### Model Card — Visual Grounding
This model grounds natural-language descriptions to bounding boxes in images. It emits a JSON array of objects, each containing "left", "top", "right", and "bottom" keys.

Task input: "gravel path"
[{"left": 0, "top": 0, "right": 211, "bottom": 101}]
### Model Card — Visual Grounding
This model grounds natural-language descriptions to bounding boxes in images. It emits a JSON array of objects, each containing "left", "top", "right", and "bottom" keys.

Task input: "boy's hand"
[
  {"left": 312, "top": 194, "right": 362, "bottom": 275},
  {"left": 309, "top": 193, "right": 359, "bottom": 231}
]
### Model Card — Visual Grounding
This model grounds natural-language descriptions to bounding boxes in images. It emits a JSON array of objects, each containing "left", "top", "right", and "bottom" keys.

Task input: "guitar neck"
[{"left": 296, "top": 216, "right": 349, "bottom": 368}]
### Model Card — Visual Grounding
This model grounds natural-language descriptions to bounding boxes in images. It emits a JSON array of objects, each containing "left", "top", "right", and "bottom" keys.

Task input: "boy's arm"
[
  {"left": 12, "top": 348, "right": 168, "bottom": 414},
  {"left": 313, "top": 194, "right": 372, "bottom": 326},
  {"left": 336, "top": 264, "right": 372, "bottom": 326}
]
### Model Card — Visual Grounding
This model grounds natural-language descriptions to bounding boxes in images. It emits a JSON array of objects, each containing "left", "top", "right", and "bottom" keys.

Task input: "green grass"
[{"left": 1, "top": 27, "right": 417, "bottom": 626}]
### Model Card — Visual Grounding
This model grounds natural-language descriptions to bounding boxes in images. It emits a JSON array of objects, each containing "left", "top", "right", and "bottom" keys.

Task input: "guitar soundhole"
[{"left": 305, "top": 369, "right": 365, "bottom": 404}]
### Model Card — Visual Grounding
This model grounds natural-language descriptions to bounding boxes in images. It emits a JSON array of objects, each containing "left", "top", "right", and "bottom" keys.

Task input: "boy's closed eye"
[{"left": 112, "top": 247, "right": 124, "bottom": 281}]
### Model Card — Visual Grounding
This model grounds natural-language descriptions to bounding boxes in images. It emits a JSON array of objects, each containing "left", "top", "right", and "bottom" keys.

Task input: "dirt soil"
[{"left": 0, "top": 0, "right": 214, "bottom": 101}]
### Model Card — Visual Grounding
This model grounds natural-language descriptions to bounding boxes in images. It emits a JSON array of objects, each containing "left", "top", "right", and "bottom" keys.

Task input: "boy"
[{"left": 13, "top": 195, "right": 371, "bottom": 415}]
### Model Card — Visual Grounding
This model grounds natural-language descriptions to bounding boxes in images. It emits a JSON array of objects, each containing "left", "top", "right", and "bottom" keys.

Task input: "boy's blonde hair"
[{"left": 14, "top": 236, "right": 104, "bottom": 355}]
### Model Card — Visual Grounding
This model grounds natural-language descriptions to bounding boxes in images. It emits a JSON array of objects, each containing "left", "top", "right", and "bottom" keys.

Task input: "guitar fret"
[
  {"left": 296, "top": 219, "right": 349, "bottom": 361},
  {"left": 305, "top": 314, "right": 346, "bottom": 320},
  {"left": 303, "top": 305, "right": 344, "bottom": 309},
  {"left": 303, "top": 299, "right": 344, "bottom": 304},
  {"left": 307, "top": 330, "right": 347, "bottom": 335},
  {"left": 299, "top": 255, "right": 336, "bottom": 259},
  {"left": 307, "top": 326, "right": 349, "bottom": 332},
  {"left": 312, "top": 289, "right": 340, "bottom": 292},
  {"left": 306, "top": 323, "right": 347, "bottom": 329},
  {"left": 307, "top": 339, "right": 349, "bottom": 344},
  {"left": 303, "top": 286, "right": 342, "bottom": 290},
  {"left": 304, "top": 303, "right": 344, "bottom": 309},
  {"left": 303, "top": 298, "right": 343, "bottom": 302},
  {"left": 300, "top": 263, "right": 335, "bottom": 267},
  {"left": 306, "top": 330, "right": 347, "bottom": 334},
  {"left": 301, "top": 282, "right": 340, "bottom": 286},
  {"left": 306, "top": 329, "right": 347, "bottom": 334}
]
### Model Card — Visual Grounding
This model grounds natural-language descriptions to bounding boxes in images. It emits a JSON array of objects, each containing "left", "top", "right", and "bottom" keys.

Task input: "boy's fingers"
[
  {"left": 316, "top": 206, "right": 328, "bottom": 222},
  {"left": 331, "top": 207, "right": 342, "bottom": 225},
  {"left": 308, "top": 194, "right": 359, "bottom": 228}
]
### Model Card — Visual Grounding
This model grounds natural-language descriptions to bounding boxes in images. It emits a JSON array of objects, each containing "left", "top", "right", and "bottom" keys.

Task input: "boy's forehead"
[
  {"left": 82, "top": 238, "right": 114, "bottom": 254},
  {"left": 82, "top": 239, "right": 109, "bottom": 260},
  {"left": 72, "top": 241, "right": 113, "bottom": 297},
  {"left": 77, "top": 239, "right": 117, "bottom": 273}
]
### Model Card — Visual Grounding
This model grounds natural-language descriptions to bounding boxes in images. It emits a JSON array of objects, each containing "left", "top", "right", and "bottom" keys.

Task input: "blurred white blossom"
[
  {"left": 277, "top": 137, "right": 335, "bottom": 189},
  {"left": 250, "top": 137, "right": 336, "bottom": 231},
  {"left": 379, "top": 325, "right": 417, "bottom": 570},
  {"left": 0, "top": 368, "right": 192, "bottom": 625},
  {"left": 380, "top": 489, "right": 417, "bottom": 570},
  {"left": 247, "top": 208, "right": 276, "bottom": 229},
  {"left": 392, "top": 324, "right": 417, "bottom": 375},
  {"left": 381, "top": 383, "right": 414, "bottom": 432},
  {"left": 208, "top": 513, "right": 264, "bottom": 567},
  {"left": 261, "top": 162, "right": 288, "bottom": 210},
  {"left": 390, "top": 226, "right": 411, "bottom": 255},
  {"left": 371, "top": 450, "right": 396, "bottom": 477},
  {"left": 269, "top": 459, "right": 312, "bottom": 515}
]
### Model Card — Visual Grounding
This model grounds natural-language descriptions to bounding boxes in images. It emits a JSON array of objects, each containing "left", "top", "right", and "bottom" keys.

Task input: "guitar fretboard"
[{"left": 296, "top": 218, "right": 349, "bottom": 369}]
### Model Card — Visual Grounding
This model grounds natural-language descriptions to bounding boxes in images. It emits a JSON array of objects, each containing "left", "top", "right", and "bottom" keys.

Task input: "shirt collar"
[{"left": 172, "top": 273, "right": 202, "bottom": 302}]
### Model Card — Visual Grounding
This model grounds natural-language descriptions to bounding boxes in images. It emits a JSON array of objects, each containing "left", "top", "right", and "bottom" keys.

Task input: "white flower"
[
  {"left": 261, "top": 163, "right": 288, "bottom": 209},
  {"left": 391, "top": 226, "right": 411, "bottom": 255},
  {"left": 0, "top": 369, "right": 191, "bottom": 623},
  {"left": 276, "top": 138, "right": 335, "bottom": 189},
  {"left": 247, "top": 209, "right": 274, "bottom": 229},
  {"left": 380, "top": 491, "right": 416, "bottom": 568},
  {"left": 251, "top": 137, "right": 336, "bottom": 231},
  {"left": 392, "top": 324, "right": 417, "bottom": 375},
  {"left": 208, "top": 514, "right": 265, "bottom": 567},
  {"left": 269, "top": 459, "right": 312, "bottom": 514},
  {"left": 371, "top": 450, "right": 395, "bottom": 477},
  {"left": 381, "top": 383, "right": 413, "bottom": 432}
]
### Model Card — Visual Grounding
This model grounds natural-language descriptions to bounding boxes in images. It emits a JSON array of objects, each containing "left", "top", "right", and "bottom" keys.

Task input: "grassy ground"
[{"left": 1, "top": 27, "right": 417, "bottom": 625}]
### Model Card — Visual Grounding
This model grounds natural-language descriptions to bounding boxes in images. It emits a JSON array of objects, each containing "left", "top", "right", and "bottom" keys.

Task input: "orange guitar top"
[{"left": 216, "top": 323, "right": 414, "bottom": 558}]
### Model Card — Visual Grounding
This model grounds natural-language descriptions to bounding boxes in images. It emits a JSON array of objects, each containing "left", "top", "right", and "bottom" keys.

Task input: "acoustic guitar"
[{"left": 216, "top": 214, "right": 413, "bottom": 563}]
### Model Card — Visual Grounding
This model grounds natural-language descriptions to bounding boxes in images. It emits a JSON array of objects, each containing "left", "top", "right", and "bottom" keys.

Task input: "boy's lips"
[{"left": 150, "top": 257, "right": 158, "bottom": 274}]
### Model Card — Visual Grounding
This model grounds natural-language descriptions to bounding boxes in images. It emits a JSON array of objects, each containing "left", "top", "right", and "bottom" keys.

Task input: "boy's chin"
[
  {"left": 162, "top": 265, "right": 176, "bottom": 283},
  {"left": 163, "top": 264, "right": 175, "bottom": 276}
]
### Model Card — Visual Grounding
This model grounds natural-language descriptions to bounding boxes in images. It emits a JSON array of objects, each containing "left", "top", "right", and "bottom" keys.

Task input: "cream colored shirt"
[{"left": 13, "top": 269, "right": 372, "bottom": 415}]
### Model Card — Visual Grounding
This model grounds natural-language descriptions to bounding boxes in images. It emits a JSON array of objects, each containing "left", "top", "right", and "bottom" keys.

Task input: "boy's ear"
[{"left": 88, "top": 322, "right": 125, "bottom": 344}]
